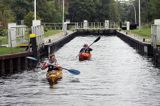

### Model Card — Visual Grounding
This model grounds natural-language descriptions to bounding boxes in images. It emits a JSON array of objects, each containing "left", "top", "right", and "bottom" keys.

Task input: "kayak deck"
[
  {"left": 79, "top": 52, "right": 91, "bottom": 61},
  {"left": 46, "top": 69, "right": 62, "bottom": 85}
]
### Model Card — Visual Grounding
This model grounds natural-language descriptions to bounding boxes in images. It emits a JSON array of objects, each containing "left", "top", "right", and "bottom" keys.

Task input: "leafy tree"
[
  {"left": 0, "top": 0, "right": 15, "bottom": 28},
  {"left": 149, "top": 0, "right": 160, "bottom": 21},
  {"left": 24, "top": 11, "right": 34, "bottom": 27},
  {"left": 68, "top": 0, "right": 99, "bottom": 22},
  {"left": 9, "top": 0, "right": 32, "bottom": 22}
]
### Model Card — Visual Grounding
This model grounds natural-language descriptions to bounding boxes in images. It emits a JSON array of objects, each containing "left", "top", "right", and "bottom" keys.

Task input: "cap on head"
[
  {"left": 49, "top": 53, "right": 55, "bottom": 59},
  {"left": 29, "top": 33, "right": 36, "bottom": 38},
  {"left": 83, "top": 44, "right": 88, "bottom": 47}
]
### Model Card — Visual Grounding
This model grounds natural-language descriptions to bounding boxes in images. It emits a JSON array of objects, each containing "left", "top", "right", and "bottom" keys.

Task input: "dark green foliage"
[
  {"left": 67, "top": 0, "right": 119, "bottom": 22},
  {"left": 24, "top": 11, "right": 34, "bottom": 27},
  {"left": 0, "top": 28, "right": 7, "bottom": 36},
  {"left": 0, "top": 0, "right": 62, "bottom": 26},
  {"left": 0, "top": 0, "right": 160, "bottom": 29}
]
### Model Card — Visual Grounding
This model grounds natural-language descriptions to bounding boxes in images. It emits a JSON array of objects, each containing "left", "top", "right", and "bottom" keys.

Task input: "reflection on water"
[{"left": 0, "top": 36, "right": 160, "bottom": 106}]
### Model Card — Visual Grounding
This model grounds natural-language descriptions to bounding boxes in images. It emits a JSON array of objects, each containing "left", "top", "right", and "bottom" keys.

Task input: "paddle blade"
[
  {"left": 68, "top": 69, "right": 80, "bottom": 75},
  {"left": 94, "top": 36, "right": 101, "bottom": 43},
  {"left": 26, "top": 56, "right": 38, "bottom": 61}
]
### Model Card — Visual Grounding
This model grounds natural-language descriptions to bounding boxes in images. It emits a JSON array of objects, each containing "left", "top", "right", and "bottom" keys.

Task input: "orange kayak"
[{"left": 79, "top": 52, "right": 91, "bottom": 61}]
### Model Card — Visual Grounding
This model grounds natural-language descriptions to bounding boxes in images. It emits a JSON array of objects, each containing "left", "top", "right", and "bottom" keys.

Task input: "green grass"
[
  {"left": 0, "top": 30, "right": 63, "bottom": 45},
  {"left": 0, "top": 29, "right": 62, "bottom": 55},
  {"left": 0, "top": 47, "right": 25, "bottom": 56},
  {"left": 129, "top": 27, "right": 151, "bottom": 38},
  {"left": 44, "top": 30, "right": 62, "bottom": 37}
]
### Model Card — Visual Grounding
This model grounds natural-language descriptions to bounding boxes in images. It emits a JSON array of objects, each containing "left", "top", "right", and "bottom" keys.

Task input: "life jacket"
[
  {"left": 80, "top": 47, "right": 92, "bottom": 53},
  {"left": 48, "top": 64, "right": 58, "bottom": 72},
  {"left": 41, "top": 62, "right": 58, "bottom": 72}
]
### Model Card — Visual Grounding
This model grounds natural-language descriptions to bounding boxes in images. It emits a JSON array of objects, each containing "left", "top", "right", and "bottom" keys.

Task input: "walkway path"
[
  {"left": 44, "top": 31, "right": 74, "bottom": 45},
  {"left": 118, "top": 30, "right": 151, "bottom": 44}
]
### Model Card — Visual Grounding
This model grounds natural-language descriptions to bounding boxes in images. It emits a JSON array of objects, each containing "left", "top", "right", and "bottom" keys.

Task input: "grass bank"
[
  {"left": 44, "top": 30, "right": 62, "bottom": 37},
  {"left": 0, "top": 29, "right": 62, "bottom": 55},
  {"left": 128, "top": 27, "right": 151, "bottom": 38},
  {"left": 0, "top": 47, "right": 25, "bottom": 56}
]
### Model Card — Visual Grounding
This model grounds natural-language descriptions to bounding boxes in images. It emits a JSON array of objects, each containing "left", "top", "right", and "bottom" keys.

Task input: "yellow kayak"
[{"left": 46, "top": 69, "right": 62, "bottom": 85}]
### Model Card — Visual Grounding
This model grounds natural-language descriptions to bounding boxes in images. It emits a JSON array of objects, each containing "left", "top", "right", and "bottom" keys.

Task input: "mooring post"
[
  {"left": 0, "top": 61, "right": 5, "bottom": 76},
  {"left": 17, "top": 57, "right": 21, "bottom": 72},
  {"left": 29, "top": 33, "right": 38, "bottom": 58},
  {"left": 9, "top": 59, "right": 13, "bottom": 74}
]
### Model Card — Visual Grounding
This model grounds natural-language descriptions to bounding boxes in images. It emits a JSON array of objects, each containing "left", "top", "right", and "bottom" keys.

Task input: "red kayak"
[{"left": 79, "top": 52, "right": 91, "bottom": 61}]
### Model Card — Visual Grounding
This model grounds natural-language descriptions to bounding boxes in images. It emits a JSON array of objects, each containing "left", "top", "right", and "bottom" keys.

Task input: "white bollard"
[
  {"left": 8, "top": 23, "right": 17, "bottom": 47},
  {"left": 154, "top": 19, "right": 160, "bottom": 25},
  {"left": 32, "top": 20, "right": 41, "bottom": 26},
  {"left": 126, "top": 21, "right": 130, "bottom": 30},
  {"left": 83, "top": 20, "right": 88, "bottom": 29},
  {"left": 105, "top": 20, "right": 109, "bottom": 29}
]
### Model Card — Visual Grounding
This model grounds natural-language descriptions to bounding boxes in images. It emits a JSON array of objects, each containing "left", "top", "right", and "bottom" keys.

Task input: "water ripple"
[{"left": 0, "top": 36, "right": 160, "bottom": 106}]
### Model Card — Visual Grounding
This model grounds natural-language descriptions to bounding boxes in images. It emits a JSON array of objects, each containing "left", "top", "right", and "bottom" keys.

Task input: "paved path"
[
  {"left": 44, "top": 31, "right": 74, "bottom": 45},
  {"left": 118, "top": 30, "right": 151, "bottom": 44}
]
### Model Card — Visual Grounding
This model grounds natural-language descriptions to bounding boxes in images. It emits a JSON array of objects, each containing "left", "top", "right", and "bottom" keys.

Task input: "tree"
[
  {"left": 24, "top": 11, "right": 34, "bottom": 27},
  {"left": 68, "top": 0, "right": 98, "bottom": 22},
  {"left": 149, "top": 0, "right": 160, "bottom": 21},
  {"left": 67, "top": 0, "right": 119, "bottom": 22},
  {"left": 0, "top": 0, "right": 15, "bottom": 28}
]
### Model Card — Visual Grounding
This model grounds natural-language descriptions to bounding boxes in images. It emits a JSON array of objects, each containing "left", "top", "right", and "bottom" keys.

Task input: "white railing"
[
  {"left": 151, "top": 24, "right": 160, "bottom": 48},
  {"left": 8, "top": 23, "right": 44, "bottom": 48},
  {"left": 8, "top": 24, "right": 28, "bottom": 47},
  {"left": 31, "top": 25, "right": 44, "bottom": 47},
  {"left": 42, "top": 21, "right": 115, "bottom": 31}
]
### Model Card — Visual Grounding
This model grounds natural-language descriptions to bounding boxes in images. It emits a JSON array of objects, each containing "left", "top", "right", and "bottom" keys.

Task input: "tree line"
[
  {"left": 0, "top": 0, "right": 160, "bottom": 29},
  {"left": 0, "top": 0, "right": 62, "bottom": 28},
  {"left": 118, "top": 0, "right": 160, "bottom": 24}
]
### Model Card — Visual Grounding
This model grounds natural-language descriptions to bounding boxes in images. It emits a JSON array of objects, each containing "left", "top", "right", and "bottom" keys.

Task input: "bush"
[
  {"left": 0, "top": 28, "right": 7, "bottom": 36},
  {"left": 24, "top": 11, "right": 34, "bottom": 27}
]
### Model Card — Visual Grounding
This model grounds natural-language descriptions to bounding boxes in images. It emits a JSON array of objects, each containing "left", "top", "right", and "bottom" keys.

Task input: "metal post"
[
  {"left": 62, "top": 0, "right": 64, "bottom": 31},
  {"left": 34, "top": 0, "right": 37, "bottom": 20},
  {"left": 29, "top": 34, "right": 37, "bottom": 58},
  {"left": 131, "top": 4, "right": 137, "bottom": 24},
  {"left": 139, "top": 0, "right": 141, "bottom": 29}
]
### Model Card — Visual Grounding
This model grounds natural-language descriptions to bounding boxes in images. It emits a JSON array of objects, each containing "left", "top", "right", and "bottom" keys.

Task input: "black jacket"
[{"left": 80, "top": 47, "right": 92, "bottom": 53}]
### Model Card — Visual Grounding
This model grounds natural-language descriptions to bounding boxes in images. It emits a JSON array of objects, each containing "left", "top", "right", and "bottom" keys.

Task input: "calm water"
[{"left": 0, "top": 36, "right": 160, "bottom": 106}]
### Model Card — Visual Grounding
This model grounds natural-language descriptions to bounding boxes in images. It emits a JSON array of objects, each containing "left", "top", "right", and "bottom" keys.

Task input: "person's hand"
[
  {"left": 56, "top": 64, "right": 62, "bottom": 70},
  {"left": 41, "top": 62, "right": 48, "bottom": 70}
]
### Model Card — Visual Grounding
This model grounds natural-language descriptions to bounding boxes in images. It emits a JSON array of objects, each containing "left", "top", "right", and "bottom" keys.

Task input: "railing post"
[{"left": 0, "top": 61, "right": 5, "bottom": 75}]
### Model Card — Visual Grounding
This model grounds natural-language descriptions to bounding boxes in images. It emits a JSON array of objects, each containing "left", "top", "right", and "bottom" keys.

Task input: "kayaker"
[
  {"left": 41, "top": 53, "right": 61, "bottom": 72},
  {"left": 79, "top": 44, "right": 93, "bottom": 53}
]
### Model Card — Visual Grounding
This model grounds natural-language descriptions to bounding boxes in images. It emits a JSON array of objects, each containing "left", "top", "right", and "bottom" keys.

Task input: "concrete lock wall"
[{"left": 0, "top": 52, "right": 34, "bottom": 76}]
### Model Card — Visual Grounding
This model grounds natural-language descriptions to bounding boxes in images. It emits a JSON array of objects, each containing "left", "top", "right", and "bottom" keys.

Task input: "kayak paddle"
[
  {"left": 26, "top": 56, "right": 80, "bottom": 75},
  {"left": 88, "top": 36, "right": 101, "bottom": 47}
]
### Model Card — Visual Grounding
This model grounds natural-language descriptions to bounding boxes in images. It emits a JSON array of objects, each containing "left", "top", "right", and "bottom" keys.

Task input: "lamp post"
[
  {"left": 62, "top": 0, "right": 64, "bottom": 31},
  {"left": 119, "top": 0, "right": 137, "bottom": 24},
  {"left": 139, "top": 0, "right": 141, "bottom": 30},
  {"left": 130, "top": 4, "right": 137, "bottom": 24},
  {"left": 34, "top": 0, "right": 37, "bottom": 20}
]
